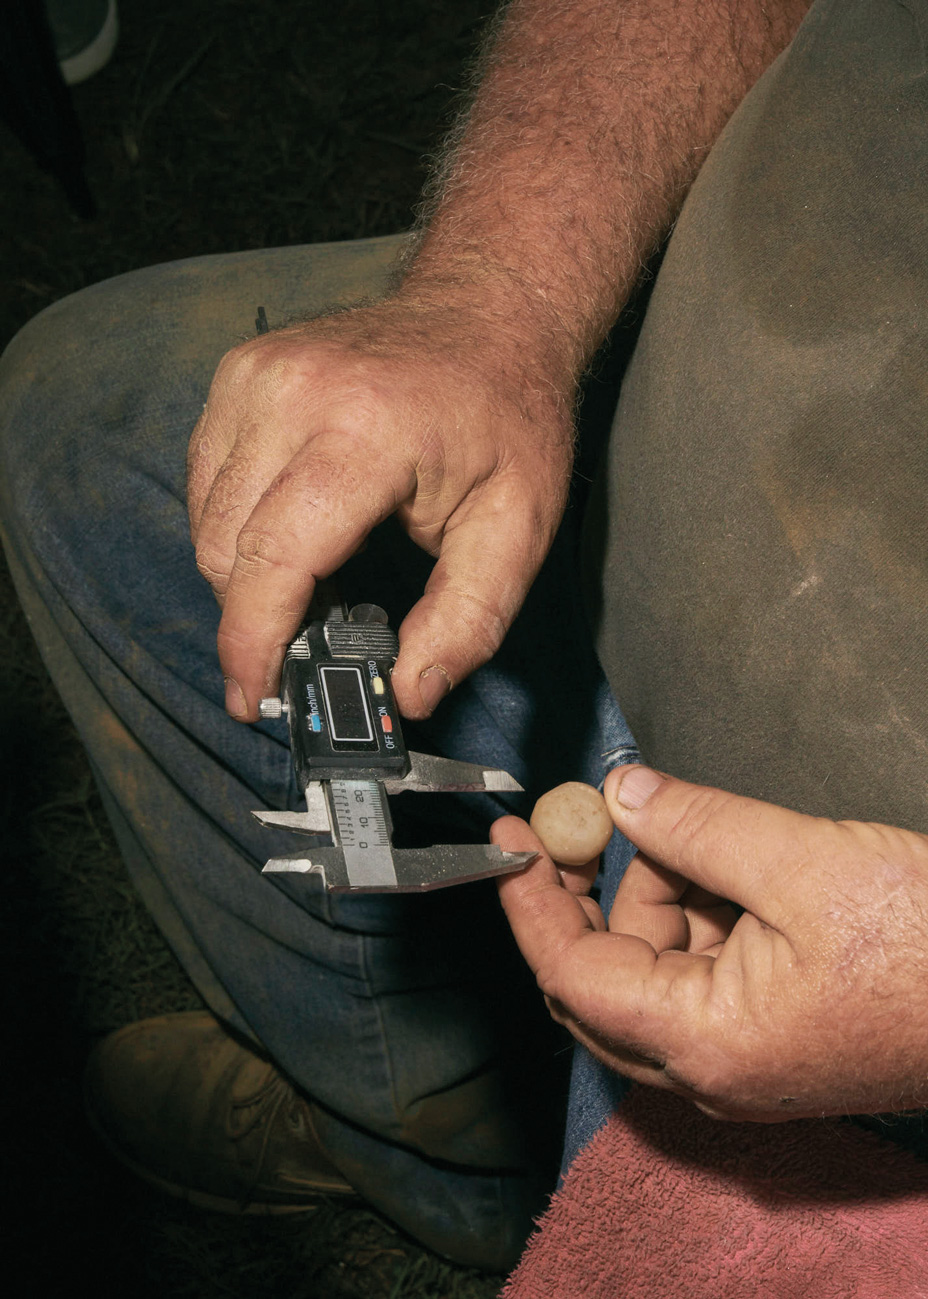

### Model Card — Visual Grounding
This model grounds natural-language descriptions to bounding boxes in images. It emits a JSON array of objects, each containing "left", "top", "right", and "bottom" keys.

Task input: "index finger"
[
  {"left": 217, "top": 429, "right": 416, "bottom": 717},
  {"left": 493, "top": 815, "right": 607, "bottom": 937}
]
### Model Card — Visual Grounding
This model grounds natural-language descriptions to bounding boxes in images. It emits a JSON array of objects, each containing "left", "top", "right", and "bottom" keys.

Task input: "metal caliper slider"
[{"left": 252, "top": 593, "right": 535, "bottom": 891}]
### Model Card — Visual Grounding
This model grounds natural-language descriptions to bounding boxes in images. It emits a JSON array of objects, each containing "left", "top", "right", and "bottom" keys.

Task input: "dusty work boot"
[{"left": 84, "top": 1011, "right": 356, "bottom": 1211}]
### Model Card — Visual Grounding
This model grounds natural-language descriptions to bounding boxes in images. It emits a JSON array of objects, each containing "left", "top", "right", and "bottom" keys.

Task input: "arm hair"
[{"left": 401, "top": 0, "right": 811, "bottom": 384}]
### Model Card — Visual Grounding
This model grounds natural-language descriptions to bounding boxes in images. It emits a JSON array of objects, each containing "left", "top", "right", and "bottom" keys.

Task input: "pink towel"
[{"left": 503, "top": 1088, "right": 928, "bottom": 1297}]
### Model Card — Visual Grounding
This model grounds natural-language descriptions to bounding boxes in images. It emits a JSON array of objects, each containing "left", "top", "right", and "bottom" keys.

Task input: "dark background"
[
  {"left": 0, "top": 2, "right": 512, "bottom": 1295},
  {"left": 2, "top": 0, "right": 489, "bottom": 346}
]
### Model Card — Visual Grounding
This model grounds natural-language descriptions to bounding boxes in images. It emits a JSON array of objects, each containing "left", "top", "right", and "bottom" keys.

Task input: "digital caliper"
[{"left": 252, "top": 587, "right": 536, "bottom": 891}]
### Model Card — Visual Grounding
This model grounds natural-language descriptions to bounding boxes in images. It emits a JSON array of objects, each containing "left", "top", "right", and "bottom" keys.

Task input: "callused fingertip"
[
  {"left": 417, "top": 665, "right": 452, "bottom": 715},
  {"left": 606, "top": 764, "right": 666, "bottom": 811}
]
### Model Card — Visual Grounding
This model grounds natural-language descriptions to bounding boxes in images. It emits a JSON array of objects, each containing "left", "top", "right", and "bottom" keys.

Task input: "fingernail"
[
  {"left": 224, "top": 675, "right": 247, "bottom": 718},
  {"left": 418, "top": 666, "right": 452, "bottom": 714},
  {"left": 609, "top": 765, "right": 664, "bottom": 810}
]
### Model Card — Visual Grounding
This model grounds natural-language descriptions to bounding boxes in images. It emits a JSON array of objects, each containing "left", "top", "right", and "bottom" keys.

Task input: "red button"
[{"left": 380, "top": 716, "right": 393, "bottom": 733}]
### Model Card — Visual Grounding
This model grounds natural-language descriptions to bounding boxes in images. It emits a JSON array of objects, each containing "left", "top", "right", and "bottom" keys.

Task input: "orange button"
[{"left": 380, "top": 716, "right": 393, "bottom": 733}]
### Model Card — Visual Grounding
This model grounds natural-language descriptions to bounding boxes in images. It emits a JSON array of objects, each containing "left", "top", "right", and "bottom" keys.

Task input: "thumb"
[
  {"left": 603, "top": 765, "right": 846, "bottom": 926},
  {"left": 390, "top": 486, "right": 553, "bottom": 719}
]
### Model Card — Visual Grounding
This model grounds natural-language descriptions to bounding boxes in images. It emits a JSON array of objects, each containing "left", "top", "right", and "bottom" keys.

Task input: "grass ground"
[{"left": 0, "top": 2, "right": 510, "bottom": 1295}]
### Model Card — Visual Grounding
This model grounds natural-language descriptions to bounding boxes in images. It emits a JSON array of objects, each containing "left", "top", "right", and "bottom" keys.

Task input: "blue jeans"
[{"left": 0, "top": 235, "right": 636, "bottom": 1270}]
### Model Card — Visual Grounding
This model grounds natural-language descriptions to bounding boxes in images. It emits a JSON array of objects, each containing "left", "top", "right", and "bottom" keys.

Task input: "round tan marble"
[{"left": 529, "top": 781, "right": 613, "bottom": 866}]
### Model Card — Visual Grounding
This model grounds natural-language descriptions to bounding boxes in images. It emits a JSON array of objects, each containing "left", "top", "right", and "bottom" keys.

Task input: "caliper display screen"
[{"left": 319, "top": 665, "right": 375, "bottom": 745}]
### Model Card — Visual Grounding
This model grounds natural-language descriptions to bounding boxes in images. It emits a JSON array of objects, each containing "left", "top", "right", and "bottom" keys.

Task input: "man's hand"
[
  {"left": 186, "top": 2, "right": 810, "bottom": 722},
  {"left": 187, "top": 294, "right": 574, "bottom": 721},
  {"left": 496, "top": 765, "right": 928, "bottom": 1121}
]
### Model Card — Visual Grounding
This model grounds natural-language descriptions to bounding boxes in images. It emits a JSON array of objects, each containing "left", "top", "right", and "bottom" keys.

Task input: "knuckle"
[
  {"left": 543, "top": 992, "right": 568, "bottom": 1025},
  {"left": 256, "top": 353, "right": 307, "bottom": 408},
  {"left": 666, "top": 1057, "right": 739, "bottom": 1111},
  {"left": 216, "top": 339, "right": 303, "bottom": 411},
  {"left": 666, "top": 787, "right": 740, "bottom": 854},
  {"left": 215, "top": 620, "right": 263, "bottom": 657},
  {"left": 194, "top": 541, "right": 230, "bottom": 589},
  {"left": 670, "top": 1034, "right": 770, "bottom": 1115},
  {"left": 255, "top": 347, "right": 392, "bottom": 431},
  {"left": 536, "top": 958, "right": 567, "bottom": 1003},
  {"left": 216, "top": 617, "right": 297, "bottom": 680},
  {"left": 530, "top": 933, "right": 581, "bottom": 1003},
  {"left": 653, "top": 1007, "right": 746, "bottom": 1106},
  {"left": 684, "top": 1057, "right": 739, "bottom": 1105},
  {"left": 233, "top": 526, "right": 290, "bottom": 578},
  {"left": 693, "top": 1099, "right": 742, "bottom": 1122},
  {"left": 219, "top": 337, "right": 261, "bottom": 376},
  {"left": 446, "top": 588, "right": 509, "bottom": 659},
  {"left": 208, "top": 346, "right": 256, "bottom": 402}
]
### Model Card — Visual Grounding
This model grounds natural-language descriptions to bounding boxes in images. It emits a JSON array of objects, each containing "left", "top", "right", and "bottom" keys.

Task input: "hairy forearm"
[{"left": 402, "top": 0, "right": 810, "bottom": 384}]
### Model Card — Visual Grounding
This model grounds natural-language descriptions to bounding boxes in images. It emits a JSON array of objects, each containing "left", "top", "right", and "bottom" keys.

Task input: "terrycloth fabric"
[{"left": 502, "top": 1088, "right": 928, "bottom": 1298}]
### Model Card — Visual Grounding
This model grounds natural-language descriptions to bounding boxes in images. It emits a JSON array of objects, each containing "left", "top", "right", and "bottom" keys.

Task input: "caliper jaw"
[
  {"left": 252, "top": 750, "right": 526, "bottom": 839},
  {"left": 262, "top": 842, "right": 534, "bottom": 893},
  {"left": 252, "top": 785, "right": 331, "bottom": 836}
]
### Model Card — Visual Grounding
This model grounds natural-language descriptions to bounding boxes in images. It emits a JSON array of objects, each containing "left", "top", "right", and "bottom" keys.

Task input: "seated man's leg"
[{"left": 0, "top": 236, "right": 610, "bottom": 1268}]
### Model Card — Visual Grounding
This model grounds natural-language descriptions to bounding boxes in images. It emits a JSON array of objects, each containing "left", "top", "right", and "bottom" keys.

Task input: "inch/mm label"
[{"left": 330, "top": 779, "right": 397, "bottom": 888}]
